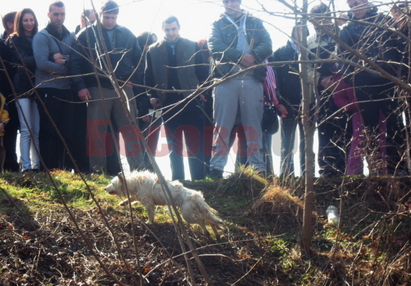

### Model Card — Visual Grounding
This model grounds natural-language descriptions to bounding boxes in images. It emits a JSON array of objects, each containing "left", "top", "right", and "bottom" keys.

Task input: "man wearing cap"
[{"left": 70, "top": 0, "right": 144, "bottom": 174}]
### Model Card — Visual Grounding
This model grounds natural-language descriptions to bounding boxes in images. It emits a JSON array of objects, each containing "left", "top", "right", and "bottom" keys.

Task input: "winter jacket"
[
  {"left": 306, "top": 33, "right": 336, "bottom": 84},
  {"left": 145, "top": 37, "right": 208, "bottom": 106},
  {"left": 272, "top": 41, "right": 301, "bottom": 108},
  {"left": 338, "top": 7, "right": 401, "bottom": 86},
  {"left": 307, "top": 32, "right": 338, "bottom": 118},
  {"left": 0, "top": 33, "right": 16, "bottom": 100},
  {"left": 70, "top": 23, "right": 143, "bottom": 92},
  {"left": 33, "top": 24, "right": 74, "bottom": 90},
  {"left": 208, "top": 12, "right": 272, "bottom": 81},
  {"left": 8, "top": 34, "right": 36, "bottom": 96}
]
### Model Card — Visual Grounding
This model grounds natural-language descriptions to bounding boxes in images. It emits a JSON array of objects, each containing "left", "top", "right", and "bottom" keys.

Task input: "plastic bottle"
[{"left": 326, "top": 205, "right": 340, "bottom": 225}]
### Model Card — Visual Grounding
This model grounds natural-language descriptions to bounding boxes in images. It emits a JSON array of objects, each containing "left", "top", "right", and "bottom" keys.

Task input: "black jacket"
[
  {"left": 70, "top": 23, "right": 143, "bottom": 91},
  {"left": 339, "top": 7, "right": 401, "bottom": 86},
  {"left": 8, "top": 34, "right": 36, "bottom": 96},
  {"left": 145, "top": 38, "right": 209, "bottom": 106},
  {"left": 272, "top": 41, "right": 301, "bottom": 108},
  {"left": 0, "top": 33, "right": 16, "bottom": 100},
  {"left": 208, "top": 12, "right": 272, "bottom": 81}
]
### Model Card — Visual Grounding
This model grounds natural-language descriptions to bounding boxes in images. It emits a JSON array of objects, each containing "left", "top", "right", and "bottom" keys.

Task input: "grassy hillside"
[{"left": 1, "top": 169, "right": 410, "bottom": 285}]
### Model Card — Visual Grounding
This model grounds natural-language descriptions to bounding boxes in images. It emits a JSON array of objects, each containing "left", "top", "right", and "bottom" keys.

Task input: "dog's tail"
[{"left": 187, "top": 194, "right": 224, "bottom": 226}]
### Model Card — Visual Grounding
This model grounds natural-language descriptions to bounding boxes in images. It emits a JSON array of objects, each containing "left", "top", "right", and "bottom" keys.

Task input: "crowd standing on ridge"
[{"left": 0, "top": 0, "right": 410, "bottom": 179}]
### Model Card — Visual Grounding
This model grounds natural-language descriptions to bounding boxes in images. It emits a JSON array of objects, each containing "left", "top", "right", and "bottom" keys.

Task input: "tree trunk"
[{"left": 299, "top": 0, "right": 315, "bottom": 256}]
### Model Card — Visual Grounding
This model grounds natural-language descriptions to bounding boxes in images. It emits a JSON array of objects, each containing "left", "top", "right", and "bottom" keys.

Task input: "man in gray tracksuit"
[{"left": 208, "top": 0, "right": 272, "bottom": 178}]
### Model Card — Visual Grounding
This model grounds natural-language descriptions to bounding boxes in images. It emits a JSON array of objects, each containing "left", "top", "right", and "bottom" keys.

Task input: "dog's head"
[{"left": 105, "top": 174, "right": 126, "bottom": 197}]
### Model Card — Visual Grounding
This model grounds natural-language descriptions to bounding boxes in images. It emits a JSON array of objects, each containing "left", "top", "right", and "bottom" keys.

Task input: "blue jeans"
[{"left": 16, "top": 97, "right": 40, "bottom": 171}]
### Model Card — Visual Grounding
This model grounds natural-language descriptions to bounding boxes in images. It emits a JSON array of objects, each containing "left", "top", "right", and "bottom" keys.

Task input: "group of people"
[
  {"left": 0, "top": 3, "right": 83, "bottom": 174},
  {"left": 0, "top": 0, "right": 272, "bottom": 180},
  {"left": 274, "top": 0, "right": 411, "bottom": 178},
  {"left": 0, "top": 0, "right": 410, "bottom": 179}
]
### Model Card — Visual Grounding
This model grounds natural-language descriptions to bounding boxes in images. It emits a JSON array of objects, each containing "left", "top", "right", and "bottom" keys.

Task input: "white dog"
[{"left": 105, "top": 170, "right": 224, "bottom": 238}]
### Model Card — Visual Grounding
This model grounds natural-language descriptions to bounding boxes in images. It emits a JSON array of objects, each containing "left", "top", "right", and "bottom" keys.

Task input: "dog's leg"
[
  {"left": 210, "top": 223, "right": 220, "bottom": 240},
  {"left": 145, "top": 203, "right": 156, "bottom": 223},
  {"left": 198, "top": 221, "right": 210, "bottom": 237}
]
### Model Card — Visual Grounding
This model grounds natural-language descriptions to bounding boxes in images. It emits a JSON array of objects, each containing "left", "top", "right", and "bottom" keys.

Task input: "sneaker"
[{"left": 208, "top": 169, "right": 223, "bottom": 179}]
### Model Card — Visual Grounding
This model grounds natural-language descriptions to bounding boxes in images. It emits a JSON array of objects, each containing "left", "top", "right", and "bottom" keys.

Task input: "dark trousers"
[
  {"left": 37, "top": 88, "right": 74, "bottom": 170},
  {"left": 139, "top": 116, "right": 162, "bottom": 172},
  {"left": 280, "top": 105, "right": 306, "bottom": 177},
  {"left": 356, "top": 84, "right": 407, "bottom": 175},
  {"left": 317, "top": 118, "right": 347, "bottom": 177},
  {"left": 71, "top": 95, "right": 88, "bottom": 172},
  {"left": 3, "top": 101, "right": 20, "bottom": 171},
  {"left": 317, "top": 95, "right": 347, "bottom": 177},
  {"left": 163, "top": 100, "right": 205, "bottom": 181}
]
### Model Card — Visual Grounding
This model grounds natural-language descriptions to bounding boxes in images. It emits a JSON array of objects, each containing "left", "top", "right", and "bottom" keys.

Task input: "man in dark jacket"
[
  {"left": 145, "top": 16, "right": 209, "bottom": 181},
  {"left": 339, "top": 0, "right": 407, "bottom": 176},
  {"left": 309, "top": 3, "right": 347, "bottom": 178},
  {"left": 208, "top": 0, "right": 272, "bottom": 178},
  {"left": 70, "top": 0, "right": 144, "bottom": 174},
  {"left": 272, "top": 25, "right": 305, "bottom": 177}
]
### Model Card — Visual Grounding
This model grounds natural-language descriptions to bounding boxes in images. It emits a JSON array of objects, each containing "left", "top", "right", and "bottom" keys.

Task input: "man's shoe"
[{"left": 208, "top": 169, "right": 223, "bottom": 179}]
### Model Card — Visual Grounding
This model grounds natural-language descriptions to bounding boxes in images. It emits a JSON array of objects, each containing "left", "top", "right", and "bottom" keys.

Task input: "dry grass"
[
  {"left": 0, "top": 171, "right": 410, "bottom": 285},
  {"left": 252, "top": 184, "right": 305, "bottom": 227}
]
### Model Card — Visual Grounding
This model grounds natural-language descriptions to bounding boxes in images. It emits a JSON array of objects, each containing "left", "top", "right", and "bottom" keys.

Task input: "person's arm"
[
  {"left": 9, "top": 37, "right": 36, "bottom": 70},
  {"left": 305, "top": 34, "right": 323, "bottom": 86},
  {"left": 194, "top": 44, "right": 211, "bottom": 103},
  {"left": 194, "top": 44, "right": 209, "bottom": 84},
  {"left": 248, "top": 18, "right": 272, "bottom": 64},
  {"left": 331, "top": 81, "right": 358, "bottom": 113},
  {"left": 208, "top": 20, "right": 242, "bottom": 63},
  {"left": 69, "top": 32, "right": 90, "bottom": 101},
  {"left": 144, "top": 51, "right": 160, "bottom": 108},
  {"left": 131, "top": 36, "right": 144, "bottom": 86},
  {"left": 336, "top": 26, "right": 354, "bottom": 59},
  {"left": 33, "top": 32, "right": 67, "bottom": 75}
]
